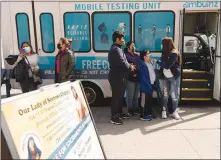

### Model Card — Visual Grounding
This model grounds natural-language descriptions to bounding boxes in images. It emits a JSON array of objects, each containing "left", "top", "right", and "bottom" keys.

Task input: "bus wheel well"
[{"left": 81, "top": 81, "right": 104, "bottom": 106}]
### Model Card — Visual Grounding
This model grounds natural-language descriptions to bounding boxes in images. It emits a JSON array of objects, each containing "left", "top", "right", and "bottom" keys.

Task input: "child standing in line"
[{"left": 139, "top": 50, "right": 157, "bottom": 121}]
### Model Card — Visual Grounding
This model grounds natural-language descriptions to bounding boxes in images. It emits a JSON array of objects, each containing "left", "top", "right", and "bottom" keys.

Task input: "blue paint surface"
[
  {"left": 38, "top": 56, "right": 161, "bottom": 79},
  {"left": 134, "top": 12, "right": 175, "bottom": 52},
  {"left": 40, "top": 14, "right": 55, "bottom": 53},
  {"left": 93, "top": 12, "right": 131, "bottom": 51},
  {"left": 64, "top": 13, "right": 90, "bottom": 52},
  {"left": 16, "top": 14, "right": 30, "bottom": 47}
]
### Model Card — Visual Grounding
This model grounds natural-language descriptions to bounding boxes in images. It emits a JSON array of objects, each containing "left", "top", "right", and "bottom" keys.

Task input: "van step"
[
  {"left": 182, "top": 79, "right": 209, "bottom": 88},
  {"left": 181, "top": 98, "right": 212, "bottom": 101},
  {"left": 182, "top": 79, "right": 208, "bottom": 82},
  {"left": 182, "top": 88, "right": 211, "bottom": 91},
  {"left": 182, "top": 88, "right": 212, "bottom": 98},
  {"left": 182, "top": 71, "right": 208, "bottom": 79},
  {"left": 183, "top": 69, "right": 207, "bottom": 74}
]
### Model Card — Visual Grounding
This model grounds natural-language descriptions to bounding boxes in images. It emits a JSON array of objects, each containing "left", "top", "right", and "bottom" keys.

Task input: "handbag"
[{"left": 25, "top": 57, "right": 43, "bottom": 85}]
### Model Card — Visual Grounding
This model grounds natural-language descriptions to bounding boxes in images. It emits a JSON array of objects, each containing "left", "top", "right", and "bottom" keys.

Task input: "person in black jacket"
[
  {"left": 151, "top": 38, "right": 182, "bottom": 120},
  {"left": 9, "top": 42, "right": 39, "bottom": 93},
  {"left": 108, "top": 31, "right": 136, "bottom": 125}
]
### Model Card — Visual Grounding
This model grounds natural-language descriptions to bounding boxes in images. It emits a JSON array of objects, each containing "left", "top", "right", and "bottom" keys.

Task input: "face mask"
[
  {"left": 57, "top": 44, "right": 61, "bottom": 49},
  {"left": 132, "top": 47, "right": 136, "bottom": 52},
  {"left": 23, "top": 47, "right": 31, "bottom": 53}
]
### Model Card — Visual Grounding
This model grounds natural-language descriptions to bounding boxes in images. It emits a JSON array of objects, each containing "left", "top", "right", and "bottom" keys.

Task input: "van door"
[
  {"left": 6, "top": 1, "right": 36, "bottom": 89},
  {"left": 178, "top": 8, "right": 185, "bottom": 101},
  {"left": 33, "top": 1, "right": 61, "bottom": 83},
  {"left": 213, "top": 9, "right": 221, "bottom": 102}
]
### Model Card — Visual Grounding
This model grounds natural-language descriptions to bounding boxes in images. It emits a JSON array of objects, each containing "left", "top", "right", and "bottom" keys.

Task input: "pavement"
[{"left": 1, "top": 85, "right": 220, "bottom": 159}]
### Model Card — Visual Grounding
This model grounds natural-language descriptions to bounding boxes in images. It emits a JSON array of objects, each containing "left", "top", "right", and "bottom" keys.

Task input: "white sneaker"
[
  {"left": 173, "top": 109, "right": 180, "bottom": 120},
  {"left": 162, "top": 111, "right": 167, "bottom": 119}
]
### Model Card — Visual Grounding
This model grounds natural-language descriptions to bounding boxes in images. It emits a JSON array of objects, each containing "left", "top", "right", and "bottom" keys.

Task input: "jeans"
[
  {"left": 176, "top": 76, "right": 181, "bottom": 101},
  {"left": 162, "top": 77, "right": 179, "bottom": 112},
  {"left": 126, "top": 81, "right": 140, "bottom": 111}
]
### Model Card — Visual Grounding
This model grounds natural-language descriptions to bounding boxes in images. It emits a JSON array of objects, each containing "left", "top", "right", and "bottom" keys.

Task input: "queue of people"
[
  {"left": 108, "top": 31, "right": 181, "bottom": 125},
  {"left": 5, "top": 33, "right": 181, "bottom": 126}
]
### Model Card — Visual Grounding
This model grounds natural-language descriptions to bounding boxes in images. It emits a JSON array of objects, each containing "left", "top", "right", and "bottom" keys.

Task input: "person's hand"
[
  {"left": 150, "top": 57, "right": 157, "bottom": 63},
  {"left": 19, "top": 53, "right": 25, "bottom": 59},
  {"left": 131, "top": 64, "right": 136, "bottom": 71},
  {"left": 133, "top": 74, "right": 137, "bottom": 77},
  {"left": 32, "top": 67, "right": 38, "bottom": 73}
]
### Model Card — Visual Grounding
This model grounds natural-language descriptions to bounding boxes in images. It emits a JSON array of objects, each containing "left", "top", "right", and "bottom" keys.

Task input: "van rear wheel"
[{"left": 82, "top": 82, "right": 104, "bottom": 106}]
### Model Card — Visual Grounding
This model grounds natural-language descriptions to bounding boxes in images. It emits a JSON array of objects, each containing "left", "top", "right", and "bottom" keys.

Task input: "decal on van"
[
  {"left": 183, "top": 1, "right": 219, "bottom": 8},
  {"left": 38, "top": 56, "right": 161, "bottom": 79}
]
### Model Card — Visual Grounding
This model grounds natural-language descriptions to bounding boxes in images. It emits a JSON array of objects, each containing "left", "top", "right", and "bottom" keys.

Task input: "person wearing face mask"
[
  {"left": 8, "top": 42, "right": 39, "bottom": 93},
  {"left": 124, "top": 41, "right": 140, "bottom": 116},
  {"left": 108, "top": 31, "right": 136, "bottom": 125},
  {"left": 55, "top": 38, "right": 74, "bottom": 83}
]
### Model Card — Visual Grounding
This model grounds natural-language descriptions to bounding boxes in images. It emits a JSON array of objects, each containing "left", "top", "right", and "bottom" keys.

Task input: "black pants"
[
  {"left": 20, "top": 77, "right": 37, "bottom": 93},
  {"left": 140, "top": 92, "right": 153, "bottom": 117},
  {"left": 108, "top": 73, "right": 127, "bottom": 117}
]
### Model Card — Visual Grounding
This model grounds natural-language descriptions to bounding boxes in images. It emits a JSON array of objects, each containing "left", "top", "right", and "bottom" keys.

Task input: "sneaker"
[
  {"left": 140, "top": 115, "right": 153, "bottom": 121},
  {"left": 173, "top": 109, "right": 180, "bottom": 120},
  {"left": 110, "top": 117, "right": 123, "bottom": 125},
  {"left": 120, "top": 113, "right": 130, "bottom": 119},
  {"left": 128, "top": 109, "right": 135, "bottom": 116},
  {"left": 162, "top": 111, "right": 167, "bottom": 119},
  {"left": 134, "top": 107, "right": 140, "bottom": 115},
  {"left": 151, "top": 114, "right": 157, "bottom": 119}
]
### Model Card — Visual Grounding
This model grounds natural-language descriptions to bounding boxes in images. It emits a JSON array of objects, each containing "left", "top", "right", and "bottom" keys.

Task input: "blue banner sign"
[{"left": 39, "top": 56, "right": 161, "bottom": 79}]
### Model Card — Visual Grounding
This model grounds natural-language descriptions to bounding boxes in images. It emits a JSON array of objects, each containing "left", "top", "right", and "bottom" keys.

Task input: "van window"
[
  {"left": 15, "top": 13, "right": 30, "bottom": 48},
  {"left": 92, "top": 12, "right": 132, "bottom": 52},
  {"left": 134, "top": 11, "right": 175, "bottom": 52},
  {"left": 40, "top": 13, "right": 55, "bottom": 53},
  {"left": 64, "top": 12, "right": 90, "bottom": 52}
]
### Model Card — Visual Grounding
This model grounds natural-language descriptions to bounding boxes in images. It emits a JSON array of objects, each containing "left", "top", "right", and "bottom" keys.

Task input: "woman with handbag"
[{"left": 9, "top": 42, "right": 40, "bottom": 93}]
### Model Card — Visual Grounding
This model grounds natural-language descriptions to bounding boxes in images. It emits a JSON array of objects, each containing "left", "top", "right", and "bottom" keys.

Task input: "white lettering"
[
  {"left": 82, "top": 60, "right": 87, "bottom": 69},
  {"left": 81, "top": 60, "right": 109, "bottom": 70},
  {"left": 97, "top": 60, "right": 101, "bottom": 69}
]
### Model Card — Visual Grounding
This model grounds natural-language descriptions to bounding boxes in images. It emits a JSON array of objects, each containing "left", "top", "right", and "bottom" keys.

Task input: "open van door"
[
  {"left": 213, "top": 9, "right": 221, "bottom": 102},
  {"left": 178, "top": 8, "right": 185, "bottom": 101}
]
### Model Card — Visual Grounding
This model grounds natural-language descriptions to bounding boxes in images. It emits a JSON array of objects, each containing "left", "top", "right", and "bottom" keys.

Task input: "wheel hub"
[{"left": 84, "top": 87, "right": 96, "bottom": 104}]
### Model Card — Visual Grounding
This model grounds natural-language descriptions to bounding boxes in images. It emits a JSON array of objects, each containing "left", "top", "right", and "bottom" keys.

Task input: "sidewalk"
[
  {"left": 1, "top": 85, "right": 220, "bottom": 159},
  {"left": 91, "top": 106, "right": 220, "bottom": 159}
]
